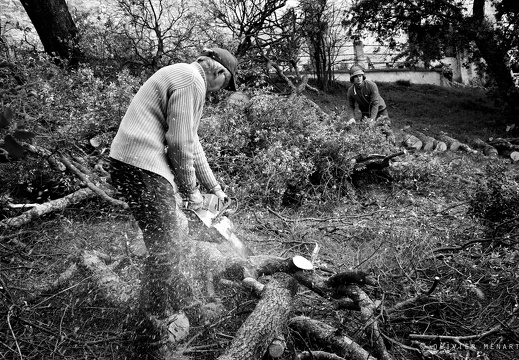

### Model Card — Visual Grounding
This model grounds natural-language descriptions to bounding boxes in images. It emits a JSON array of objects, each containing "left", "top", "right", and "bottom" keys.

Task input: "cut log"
[
  {"left": 433, "top": 140, "right": 448, "bottom": 152},
  {"left": 502, "top": 150, "right": 519, "bottom": 162},
  {"left": 458, "top": 142, "right": 478, "bottom": 154},
  {"left": 408, "top": 130, "right": 435, "bottom": 151},
  {"left": 268, "top": 335, "right": 286, "bottom": 358},
  {"left": 487, "top": 138, "right": 519, "bottom": 155},
  {"left": 437, "top": 134, "right": 461, "bottom": 151},
  {"left": 471, "top": 138, "right": 498, "bottom": 157},
  {"left": 217, "top": 273, "right": 298, "bottom": 360},
  {"left": 288, "top": 316, "right": 377, "bottom": 360},
  {"left": 401, "top": 133, "right": 422, "bottom": 150}
]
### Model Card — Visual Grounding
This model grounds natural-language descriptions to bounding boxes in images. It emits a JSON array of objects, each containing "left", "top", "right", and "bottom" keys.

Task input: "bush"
[
  {"left": 0, "top": 53, "right": 142, "bottom": 207},
  {"left": 200, "top": 92, "right": 400, "bottom": 208},
  {"left": 468, "top": 163, "right": 519, "bottom": 225}
]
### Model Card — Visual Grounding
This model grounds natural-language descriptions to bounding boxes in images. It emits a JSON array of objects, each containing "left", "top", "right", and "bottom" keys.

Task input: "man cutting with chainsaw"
[{"left": 108, "top": 47, "right": 238, "bottom": 354}]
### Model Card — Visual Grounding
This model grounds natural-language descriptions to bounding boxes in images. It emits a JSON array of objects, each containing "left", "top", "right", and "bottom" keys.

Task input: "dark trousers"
[
  {"left": 362, "top": 107, "right": 389, "bottom": 120},
  {"left": 109, "top": 158, "right": 192, "bottom": 314}
]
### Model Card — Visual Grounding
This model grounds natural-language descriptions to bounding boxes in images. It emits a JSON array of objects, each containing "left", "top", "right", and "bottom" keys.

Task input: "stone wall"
[{"left": 334, "top": 69, "right": 445, "bottom": 86}]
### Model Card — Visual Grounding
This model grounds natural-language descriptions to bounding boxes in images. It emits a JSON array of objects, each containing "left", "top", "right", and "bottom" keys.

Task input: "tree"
[
  {"left": 344, "top": 0, "right": 519, "bottom": 121},
  {"left": 19, "top": 0, "right": 82, "bottom": 65},
  {"left": 113, "top": 0, "right": 208, "bottom": 71},
  {"left": 203, "top": 0, "right": 289, "bottom": 57},
  {"left": 299, "top": 0, "right": 350, "bottom": 91}
]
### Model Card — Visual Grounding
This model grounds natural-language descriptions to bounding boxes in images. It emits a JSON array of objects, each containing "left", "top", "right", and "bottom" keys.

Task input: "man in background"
[{"left": 346, "top": 64, "right": 388, "bottom": 125}]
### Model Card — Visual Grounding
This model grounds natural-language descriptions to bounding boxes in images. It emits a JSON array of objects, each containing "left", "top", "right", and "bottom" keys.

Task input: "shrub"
[
  {"left": 468, "top": 163, "right": 519, "bottom": 225},
  {"left": 0, "top": 52, "right": 142, "bottom": 207},
  {"left": 200, "top": 92, "right": 400, "bottom": 208}
]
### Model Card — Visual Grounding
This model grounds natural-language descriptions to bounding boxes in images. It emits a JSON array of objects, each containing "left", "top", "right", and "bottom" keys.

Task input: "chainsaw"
[{"left": 185, "top": 194, "right": 254, "bottom": 259}]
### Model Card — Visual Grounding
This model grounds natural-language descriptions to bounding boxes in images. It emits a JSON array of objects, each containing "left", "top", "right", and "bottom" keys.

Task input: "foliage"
[
  {"left": 202, "top": 0, "right": 290, "bottom": 57},
  {"left": 200, "top": 92, "right": 399, "bottom": 207},
  {"left": 0, "top": 51, "right": 140, "bottom": 209},
  {"left": 72, "top": 0, "right": 215, "bottom": 74},
  {"left": 344, "top": 0, "right": 519, "bottom": 124},
  {"left": 298, "top": 0, "right": 350, "bottom": 90},
  {"left": 468, "top": 163, "right": 519, "bottom": 225}
]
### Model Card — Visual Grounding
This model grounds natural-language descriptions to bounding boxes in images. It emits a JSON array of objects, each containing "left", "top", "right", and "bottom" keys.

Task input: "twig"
[
  {"left": 409, "top": 323, "right": 502, "bottom": 344},
  {"left": 492, "top": 216, "right": 519, "bottom": 239},
  {"left": 296, "top": 351, "right": 347, "bottom": 360},
  {"left": 437, "top": 201, "right": 470, "bottom": 214},
  {"left": 7, "top": 306, "right": 23, "bottom": 360},
  {"left": 433, "top": 237, "right": 494, "bottom": 253},
  {"left": 267, "top": 207, "right": 380, "bottom": 223},
  {"left": 379, "top": 332, "right": 421, "bottom": 353},
  {"left": 59, "top": 155, "right": 128, "bottom": 209}
]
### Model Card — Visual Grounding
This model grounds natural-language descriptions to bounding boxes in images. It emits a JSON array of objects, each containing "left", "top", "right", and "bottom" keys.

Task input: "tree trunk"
[
  {"left": 19, "top": 0, "right": 82, "bottom": 65},
  {"left": 471, "top": 138, "right": 498, "bottom": 157},
  {"left": 217, "top": 274, "right": 298, "bottom": 360},
  {"left": 469, "top": 0, "right": 519, "bottom": 118}
]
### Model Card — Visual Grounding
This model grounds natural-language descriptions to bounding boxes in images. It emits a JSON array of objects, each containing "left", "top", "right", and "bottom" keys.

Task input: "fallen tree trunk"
[
  {"left": 471, "top": 138, "right": 498, "bottom": 157},
  {"left": 217, "top": 274, "right": 298, "bottom": 360},
  {"left": 0, "top": 188, "right": 96, "bottom": 228},
  {"left": 353, "top": 152, "right": 405, "bottom": 173},
  {"left": 77, "top": 250, "right": 137, "bottom": 308},
  {"left": 487, "top": 138, "right": 519, "bottom": 161}
]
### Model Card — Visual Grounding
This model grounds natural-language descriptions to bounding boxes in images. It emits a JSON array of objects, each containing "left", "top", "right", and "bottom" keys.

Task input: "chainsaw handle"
[{"left": 213, "top": 197, "right": 232, "bottom": 222}]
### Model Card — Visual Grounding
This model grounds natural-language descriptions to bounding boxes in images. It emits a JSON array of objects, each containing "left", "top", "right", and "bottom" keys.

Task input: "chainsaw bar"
[{"left": 188, "top": 194, "right": 253, "bottom": 259}]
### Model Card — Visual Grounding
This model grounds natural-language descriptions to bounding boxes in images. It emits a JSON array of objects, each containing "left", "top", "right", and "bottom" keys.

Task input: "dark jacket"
[{"left": 346, "top": 79, "right": 387, "bottom": 119}]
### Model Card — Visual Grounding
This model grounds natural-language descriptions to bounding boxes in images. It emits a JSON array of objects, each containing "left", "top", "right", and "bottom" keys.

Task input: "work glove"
[
  {"left": 187, "top": 189, "right": 204, "bottom": 210},
  {"left": 212, "top": 185, "right": 229, "bottom": 204},
  {"left": 214, "top": 189, "right": 228, "bottom": 203}
]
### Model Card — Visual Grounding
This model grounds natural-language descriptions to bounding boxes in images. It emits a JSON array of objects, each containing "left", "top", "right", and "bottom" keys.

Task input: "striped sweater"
[{"left": 109, "top": 62, "right": 219, "bottom": 194}]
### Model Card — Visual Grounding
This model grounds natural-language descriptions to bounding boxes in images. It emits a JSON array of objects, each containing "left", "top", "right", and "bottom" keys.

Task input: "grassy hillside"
[{"left": 307, "top": 81, "right": 505, "bottom": 143}]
